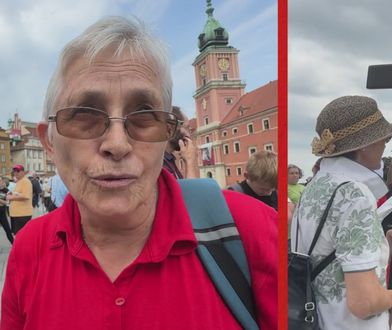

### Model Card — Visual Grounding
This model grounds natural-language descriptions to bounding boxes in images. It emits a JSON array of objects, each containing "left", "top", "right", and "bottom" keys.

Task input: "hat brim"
[{"left": 314, "top": 120, "right": 392, "bottom": 157}]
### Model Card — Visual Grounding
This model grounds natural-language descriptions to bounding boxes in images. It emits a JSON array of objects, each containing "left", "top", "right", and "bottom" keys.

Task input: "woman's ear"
[{"left": 37, "top": 121, "right": 54, "bottom": 158}]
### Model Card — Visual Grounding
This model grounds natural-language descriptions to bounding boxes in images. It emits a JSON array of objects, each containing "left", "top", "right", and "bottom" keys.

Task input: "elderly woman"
[
  {"left": 292, "top": 95, "right": 392, "bottom": 329},
  {"left": 0, "top": 17, "right": 277, "bottom": 330}
]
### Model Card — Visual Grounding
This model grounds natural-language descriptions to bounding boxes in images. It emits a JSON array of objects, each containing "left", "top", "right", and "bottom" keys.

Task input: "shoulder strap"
[
  {"left": 179, "top": 178, "right": 259, "bottom": 330},
  {"left": 308, "top": 181, "right": 349, "bottom": 255},
  {"left": 308, "top": 181, "right": 349, "bottom": 280}
]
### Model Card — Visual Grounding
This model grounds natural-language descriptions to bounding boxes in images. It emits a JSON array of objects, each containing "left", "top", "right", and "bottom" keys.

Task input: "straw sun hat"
[{"left": 311, "top": 95, "right": 392, "bottom": 157}]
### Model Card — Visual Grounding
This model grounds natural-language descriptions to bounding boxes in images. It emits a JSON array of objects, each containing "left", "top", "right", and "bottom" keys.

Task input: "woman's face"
[{"left": 288, "top": 167, "right": 301, "bottom": 184}]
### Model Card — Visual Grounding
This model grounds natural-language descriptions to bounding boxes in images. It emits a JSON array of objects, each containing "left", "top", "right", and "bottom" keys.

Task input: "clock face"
[
  {"left": 218, "top": 58, "right": 229, "bottom": 71},
  {"left": 199, "top": 64, "right": 207, "bottom": 77}
]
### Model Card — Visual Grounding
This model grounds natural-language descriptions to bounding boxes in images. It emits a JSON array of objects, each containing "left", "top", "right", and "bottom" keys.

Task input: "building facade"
[
  {"left": 0, "top": 128, "right": 12, "bottom": 176},
  {"left": 193, "top": 0, "right": 278, "bottom": 187},
  {"left": 8, "top": 113, "right": 56, "bottom": 177}
]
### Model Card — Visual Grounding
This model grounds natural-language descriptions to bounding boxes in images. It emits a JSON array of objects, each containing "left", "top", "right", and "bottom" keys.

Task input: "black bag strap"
[
  {"left": 309, "top": 181, "right": 349, "bottom": 282},
  {"left": 307, "top": 181, "right": 349, "bottom": 256},
  {"left": 311, "top": 250, "right": 336, "bottom": 281}
]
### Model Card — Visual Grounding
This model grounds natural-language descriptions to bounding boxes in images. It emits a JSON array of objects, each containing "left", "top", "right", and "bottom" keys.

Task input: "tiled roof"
[{"left": 221, "top": 80, "right": 277, "bottom": 125}]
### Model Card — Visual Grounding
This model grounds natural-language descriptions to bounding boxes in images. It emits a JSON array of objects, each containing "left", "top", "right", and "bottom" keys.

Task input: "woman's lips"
[{"left": 90, "top": 175, "right": 136, "bottom": 188}]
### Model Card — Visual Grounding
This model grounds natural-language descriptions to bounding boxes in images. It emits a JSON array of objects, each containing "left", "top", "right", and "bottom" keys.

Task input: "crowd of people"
[{"left": 0, "top": 166, "right": 68, "bottom": 244}]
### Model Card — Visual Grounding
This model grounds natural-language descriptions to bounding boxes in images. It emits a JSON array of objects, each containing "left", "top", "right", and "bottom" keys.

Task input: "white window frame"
[
  {"left": 236, "top": 167, "right": 242, "bottom": 176},
  {"left": 232, "top": 127, "right": 238, "bottom": 135},
  {"left": 247, "top": 123, "right": 254, "bottom": 134},
  {"left": 226, "top": 167, "right": 231, "bottom": 176},
  {"left": 234, "top": 141, "right": 240, "bottom": 153},
  {"left": 223, "top": 144, "right": 229, "bottom": 155},
  {"left": 263, "top": 118, "right": 270, "bottom": 130},
  {"left": 249, "top": 147, "right": 257, "bottom": 155},
  {"left": 264, "top": 144, "right": 273, "bottom": 151}
]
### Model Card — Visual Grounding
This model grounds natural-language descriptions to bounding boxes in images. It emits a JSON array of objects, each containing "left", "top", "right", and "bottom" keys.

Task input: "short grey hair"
[{"left": 42, "top": 16, "right": 172, "bottom": 120}]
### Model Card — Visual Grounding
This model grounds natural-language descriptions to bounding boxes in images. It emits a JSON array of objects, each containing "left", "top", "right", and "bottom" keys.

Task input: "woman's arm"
[{"left": 345, "top": 270, "right": 392, "bottom": 319}]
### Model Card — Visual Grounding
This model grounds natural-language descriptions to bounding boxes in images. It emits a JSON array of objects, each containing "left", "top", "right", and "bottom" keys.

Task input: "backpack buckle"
[
  {"left": 305, "top": 315, "right": 315, "bottom": 323},
  {"left": 304, "top": 302, "right": 315, "bottom": 311}
]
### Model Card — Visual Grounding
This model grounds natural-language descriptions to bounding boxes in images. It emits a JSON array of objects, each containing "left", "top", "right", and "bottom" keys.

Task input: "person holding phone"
[{"left": 163, "top": 106, "right": 198, "bottom": 179}]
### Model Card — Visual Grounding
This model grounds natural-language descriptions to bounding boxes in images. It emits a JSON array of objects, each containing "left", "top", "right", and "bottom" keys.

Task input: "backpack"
[
  {"left": 178, "top": 178, "right": 259, "bottom": 330},
  {"left": 288, "top": 182, "right": 348, "bottom": 330}
]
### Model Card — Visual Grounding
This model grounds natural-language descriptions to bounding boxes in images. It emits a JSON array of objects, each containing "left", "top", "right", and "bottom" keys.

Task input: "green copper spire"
[{"left": 198, "top": 0, "right": 229, "bottom": 52}]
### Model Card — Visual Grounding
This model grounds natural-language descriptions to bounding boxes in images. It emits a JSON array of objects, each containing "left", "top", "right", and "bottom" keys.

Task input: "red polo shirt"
[{"left": 1, "top": 170, "right": 277, "bottom": 330}]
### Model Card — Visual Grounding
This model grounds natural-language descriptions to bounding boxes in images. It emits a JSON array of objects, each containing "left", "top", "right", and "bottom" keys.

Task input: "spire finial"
[{"left": 206, "top": 0, "right": 214, "bottom": 17}]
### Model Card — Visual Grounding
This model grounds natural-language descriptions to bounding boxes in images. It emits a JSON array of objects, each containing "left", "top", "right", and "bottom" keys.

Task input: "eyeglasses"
[{"left": 48, "top": 107, "right": 180, "bottom": 142}]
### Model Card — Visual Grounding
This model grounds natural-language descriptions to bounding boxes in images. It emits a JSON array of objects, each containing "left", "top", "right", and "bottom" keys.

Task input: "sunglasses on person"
[{"left": 48, "top": 107, "right": 181, "bottom": 142}]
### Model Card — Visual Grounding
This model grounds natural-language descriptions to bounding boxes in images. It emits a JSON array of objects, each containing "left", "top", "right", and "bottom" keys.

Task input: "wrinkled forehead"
[{"left": 56, "top": 50, "right": 163, "bottom": 107}]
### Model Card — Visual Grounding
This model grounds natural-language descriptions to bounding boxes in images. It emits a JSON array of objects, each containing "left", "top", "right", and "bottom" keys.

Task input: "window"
[
  {"left": 0, "top": 143, "right": 4, "bottom": 150},
  {"left": 236, "top": 167, "right": 242, "bottom": 176},
  {"left": 1, "top": 155, "right": 5, "bottom": 162},
  {"left": 222, "top": 73, "right": 228, "bottom": 81},
  {"left": 234, "top": 142, "right": 240, "bottom": 153},
  {"left": 225, "top": 98, "right": 233, "bottom": 105},
  {"left": 247, "top": 123, "right": 254, "bottom": 134},
  {"left": 263, "top": 119, "right": 270, "bottom": 130},
  {"left": 232, "top": 127, "right": 238, "bottom": 135},
  {"left": 226, "top": 168, "right": 231, "bottom": 176},
  {"left": 222, "top": 130, "right": 227, "bottom": 137},
  {"left": 204, "top": 116, "right": 209, "bottom": 125},
  {"left": 265, "top": 144, "right": 273, "bottom": 151},
  {"left": 205, "top": 136, "right": 210, "bottom": 143},
  {"left": 202, "top": 78, "right": 206, "bottom": 86},
  {"left": 249, "top": 147, "right": 257, "bottom": 155},
  {"left": 223, "top": 144, "right": 229, "bottom": 155}
]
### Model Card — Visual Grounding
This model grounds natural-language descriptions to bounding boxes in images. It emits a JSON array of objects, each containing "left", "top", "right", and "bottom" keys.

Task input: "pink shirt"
[{"left": 1, "top": 170, "right": 277, "bottom": 329}]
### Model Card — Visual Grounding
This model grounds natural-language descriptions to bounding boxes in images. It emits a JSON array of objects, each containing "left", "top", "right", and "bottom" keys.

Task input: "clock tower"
[{"left": 193, "top": 0, "right": 246, "bottom": 184}]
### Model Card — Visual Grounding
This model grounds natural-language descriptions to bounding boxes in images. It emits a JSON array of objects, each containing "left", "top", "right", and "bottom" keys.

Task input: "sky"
[
  {"left": 0, "top": 0, "right": 277, "bottom": 130},
  {"left": 288, "top": 0, "right": 392, "bottom": 180}
]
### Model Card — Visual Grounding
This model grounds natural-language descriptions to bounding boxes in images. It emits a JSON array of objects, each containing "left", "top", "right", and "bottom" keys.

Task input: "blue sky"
[{"left": 0, "top": 0, "right": 277, "bottom": 129}]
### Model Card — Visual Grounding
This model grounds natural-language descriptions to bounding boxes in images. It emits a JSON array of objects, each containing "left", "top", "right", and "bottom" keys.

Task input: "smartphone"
[{"left": 366, "top": 64, "right": 392, "bottom": 89}]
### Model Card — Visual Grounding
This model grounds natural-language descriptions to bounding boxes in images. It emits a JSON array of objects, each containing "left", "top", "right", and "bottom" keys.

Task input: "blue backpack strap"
[{"left": 179, "top": 178, "right": 259, "bottom": 330}]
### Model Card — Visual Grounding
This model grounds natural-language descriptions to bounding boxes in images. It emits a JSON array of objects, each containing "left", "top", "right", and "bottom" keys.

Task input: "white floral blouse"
[{"left": 291, "top": 156, "right": 390, "bottom": 330}]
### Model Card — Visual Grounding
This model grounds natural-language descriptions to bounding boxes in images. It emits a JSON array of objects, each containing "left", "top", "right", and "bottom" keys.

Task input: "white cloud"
[{"left": 289, "top": 0, "right": 392, "bottom": 174}]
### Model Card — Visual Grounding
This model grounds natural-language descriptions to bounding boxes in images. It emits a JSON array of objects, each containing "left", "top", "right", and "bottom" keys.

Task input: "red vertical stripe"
[{"left": 278, "top": 0, "right": 288, "bottom": 329}]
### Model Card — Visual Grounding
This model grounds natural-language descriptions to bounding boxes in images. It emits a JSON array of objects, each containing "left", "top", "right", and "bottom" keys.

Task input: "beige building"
[{"left": 0, "top": 128, "right": 12, "bottom": 176}]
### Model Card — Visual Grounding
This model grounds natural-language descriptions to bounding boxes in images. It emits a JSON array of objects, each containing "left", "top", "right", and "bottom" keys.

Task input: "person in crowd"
[
  {"left": 163, "top": 106, "right": 198, "bottom": 179},
  {"left": 0, "top": 177, "right": 14, "bottom": 244},
  {"left": 305, "top": 158, "right": 323, "bottom": 185},
  {"left": 29, "top": 172, "right": 42, "bottom": 209},
  {"left": 288, "top": 163, "right": 304, "bottom": 204},
  {"left": 41, "top": 178, "right": 52, "bottom": 212},
  {"left": 48, "top": 173, "right": 68, "bottom": 209},
  {"left": 5, "top": 164, "right": 33, "bottom": 235},
  {"left": 1, "top": 16, "right": 277, "bottom": 330},
  {"left": 288, "top": 163, "right": 304, "bottom": 250},
  {"left": 227, "top": 150, "right": 278, "bottom": 210},
  {"left": 292, "top": 95, "right": 392, "bottom": 329}
]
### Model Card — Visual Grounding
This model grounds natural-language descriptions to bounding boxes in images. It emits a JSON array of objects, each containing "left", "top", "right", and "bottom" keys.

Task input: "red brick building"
[{"left": 192, "top": 0, "right": 277, "bottom": 187}]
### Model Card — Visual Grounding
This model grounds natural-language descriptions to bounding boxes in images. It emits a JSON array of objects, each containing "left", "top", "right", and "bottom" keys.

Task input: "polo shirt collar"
[{"left": 51, "top": 170, "right": 197, "bottom": 263}]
